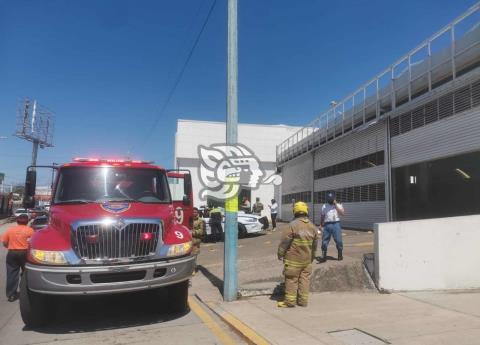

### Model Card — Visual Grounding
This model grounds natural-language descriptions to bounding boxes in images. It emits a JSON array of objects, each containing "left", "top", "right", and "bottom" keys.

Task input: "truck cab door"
[{"left": 167, "top": 170, "right": 193, "bottom": 229}]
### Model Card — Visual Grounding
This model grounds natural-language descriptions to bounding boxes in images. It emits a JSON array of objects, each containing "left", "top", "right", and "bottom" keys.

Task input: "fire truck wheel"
[
  {"left": 167, "top": 280, "right": 189, "bottom": 313},
  {"left": 19, "top": 273, "right": 51, "bottom": 328}
]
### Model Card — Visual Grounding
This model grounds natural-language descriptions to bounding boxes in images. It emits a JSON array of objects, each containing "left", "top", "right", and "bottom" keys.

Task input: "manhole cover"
[{"left": 329, "top": 329, "right": 389, "bottom": 345}]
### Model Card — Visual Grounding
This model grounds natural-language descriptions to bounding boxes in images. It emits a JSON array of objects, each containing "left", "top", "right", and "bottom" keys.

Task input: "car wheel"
[{"left": 238, "top": 224, "right": 247, "bottom": 239}]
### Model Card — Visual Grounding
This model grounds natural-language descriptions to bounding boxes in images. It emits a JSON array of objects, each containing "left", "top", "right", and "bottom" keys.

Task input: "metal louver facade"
[
  {"left": 312, "top": 122, "right": 387, "bottom": 228},
  {"left": 391, "top": 78, "right": 480, "bottom": 168},
  {"left": 277, "top": 5, "right": 480, "bottom": 228},
  {"left": 279, "top": 153, "right": 313, "bottom": 220}
]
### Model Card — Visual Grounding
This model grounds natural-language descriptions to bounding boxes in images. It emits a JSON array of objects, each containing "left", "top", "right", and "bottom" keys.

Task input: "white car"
[
  {"left": 14, "top": 208, "right": 29, "bottom": 218},
  {"left": 204, "top": 211, "right": 265, "bottom": 238}
]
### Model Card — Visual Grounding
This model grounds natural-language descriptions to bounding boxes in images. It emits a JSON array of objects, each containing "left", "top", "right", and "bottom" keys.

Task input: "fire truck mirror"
[
  {"left": 182, "top": 195, "right": 191, "bottom": 206},
  {"left": 24, "top": 169, "right": 37, "bottom": 209}
]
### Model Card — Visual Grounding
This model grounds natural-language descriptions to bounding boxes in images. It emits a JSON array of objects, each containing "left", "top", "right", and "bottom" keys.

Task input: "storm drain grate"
[{"left": 328, "top": 328, "right": 389, "bottom": 345}]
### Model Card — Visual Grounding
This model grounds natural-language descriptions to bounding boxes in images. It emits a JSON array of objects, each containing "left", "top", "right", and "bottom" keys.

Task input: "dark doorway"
[{"left": 393, "top": 150, "right": 480, "bottom": 221}]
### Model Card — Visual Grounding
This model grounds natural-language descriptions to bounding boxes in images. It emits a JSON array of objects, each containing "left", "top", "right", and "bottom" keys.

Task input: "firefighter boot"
[
  {"left": 338, "top": 249, "right": 343, "bottom": 261},
  {"left": 277, "top": 300, "right": 295, "bottom": 308},
  {"left": 318, "top": 250, "right": 327, "bottom": 263}
]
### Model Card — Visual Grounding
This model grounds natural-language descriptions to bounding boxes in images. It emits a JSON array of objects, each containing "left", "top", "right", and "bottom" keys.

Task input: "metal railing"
[{"left": 277, "top": 2, "right": 480, "bottom": 165}]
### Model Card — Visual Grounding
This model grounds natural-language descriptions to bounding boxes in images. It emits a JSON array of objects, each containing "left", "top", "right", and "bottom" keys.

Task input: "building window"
[
  {"left": 314, "top": 150, "right": 385, "bottom": 180},
  {"left": 393, "top": 150, "right": 480, "bottom": 221}
]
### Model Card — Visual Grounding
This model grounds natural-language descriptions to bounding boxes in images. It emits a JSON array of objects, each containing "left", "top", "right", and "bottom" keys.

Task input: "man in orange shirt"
[{"left": 2, "top": 214, "right": 34, "bottom": 302}]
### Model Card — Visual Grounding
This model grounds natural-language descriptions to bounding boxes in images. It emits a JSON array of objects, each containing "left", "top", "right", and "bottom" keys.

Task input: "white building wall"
[
  {"left": 175, "top": 119, "right": 300, "bottom": 215},
  {"left": 375, "top": 215, "right": 480, "bottom": 291}
]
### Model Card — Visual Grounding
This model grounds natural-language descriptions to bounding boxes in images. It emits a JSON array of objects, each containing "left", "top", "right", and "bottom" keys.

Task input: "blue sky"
[{"left": 0, "top": 0, "right": 476, "bottom": 185}]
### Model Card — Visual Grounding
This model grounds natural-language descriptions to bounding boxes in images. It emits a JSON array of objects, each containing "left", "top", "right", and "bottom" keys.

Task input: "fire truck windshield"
[{"left": 53, "top": 167, "right": 171, "bottom": 204}]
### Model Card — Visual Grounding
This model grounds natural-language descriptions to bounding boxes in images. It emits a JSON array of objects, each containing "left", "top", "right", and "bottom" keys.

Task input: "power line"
[
  {"left": 133, "top": 0, "right": 218, "bottom": 152},
  {"left": 163, "top": 0, "right": 207, "bottom": 90}
]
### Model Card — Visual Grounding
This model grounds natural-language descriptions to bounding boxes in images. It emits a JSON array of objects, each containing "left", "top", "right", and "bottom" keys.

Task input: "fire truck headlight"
[
  {"left": 167, "top": 241, "right": 193, "bottom": 257},
  {"left": 30, "top": 249, "right": 67, "bottom": 265}
]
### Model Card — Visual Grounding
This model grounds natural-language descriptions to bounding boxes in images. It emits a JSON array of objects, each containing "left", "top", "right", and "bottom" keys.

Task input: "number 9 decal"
[{"left": 175, "top": 231, "right": 184, "bottom": 239}]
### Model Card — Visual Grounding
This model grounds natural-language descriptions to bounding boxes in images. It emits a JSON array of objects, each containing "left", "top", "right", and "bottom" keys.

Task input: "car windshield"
[{"left": 53, "top": 167, "right": 171, "bottom": 204}]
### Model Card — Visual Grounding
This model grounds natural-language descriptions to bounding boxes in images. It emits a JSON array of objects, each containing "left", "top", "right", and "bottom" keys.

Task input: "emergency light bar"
[{"left": 73, "top": 158, "right": 154, "bottom": 164}]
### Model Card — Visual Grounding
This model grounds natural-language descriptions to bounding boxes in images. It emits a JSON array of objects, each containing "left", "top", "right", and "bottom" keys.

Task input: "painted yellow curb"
[
  {"left": 208, "top": 302, "right": 270, "bottom": 345},
  {"left": 188, "top": 296, "right": 237, "bottom": 345}
]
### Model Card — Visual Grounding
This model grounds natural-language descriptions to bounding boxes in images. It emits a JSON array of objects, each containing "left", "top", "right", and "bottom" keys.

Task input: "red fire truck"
[{"left": 20, "top": 158, "right": 195, "bottom": 327}]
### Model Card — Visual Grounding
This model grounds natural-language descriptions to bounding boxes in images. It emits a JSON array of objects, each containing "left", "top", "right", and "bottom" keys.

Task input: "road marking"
[
  {"left": 207, "top": 302, "right": 270, "bottom": 345},
  {"left": 349, "top": 241, "right": 374, "bottom": 247},
  {"left": 264, "top": 240, "right": 272, "bottom": 244},
  {"left": 188, "top": 296, "right": 237, "bottom": 345}
]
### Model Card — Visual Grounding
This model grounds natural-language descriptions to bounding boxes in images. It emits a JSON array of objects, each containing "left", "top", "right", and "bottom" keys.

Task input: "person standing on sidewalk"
[
  {"left": 319, "top": 191, "right": 345, "bottom": 262},
  {"left": 252, "top": 197, "right": 264, "bottom": 216},
  {"left": 209, "top": 206, "right": 223, "bottom": 242},
  {"left": 191, "top": 208, "right": 205, "bottom": 275},
  {"left": 268, "top": 199, "right": 278, "bottom": 231},
  {"left": 277, "top": 202, "right": 318, "bottom": 308},
  {"left": 2, "top": 214, "right": 34, "bottom": 302},
  {"left": 240, "top": 196, "right": 251, "bottom": 213}
]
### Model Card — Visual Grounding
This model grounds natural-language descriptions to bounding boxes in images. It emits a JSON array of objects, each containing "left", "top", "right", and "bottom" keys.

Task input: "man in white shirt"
[
  {"left": 268, "top": 199, "right": 278, "bottom": 231},
  {"left": 320, "top": 191, "right": 345, "bottom": 261}
]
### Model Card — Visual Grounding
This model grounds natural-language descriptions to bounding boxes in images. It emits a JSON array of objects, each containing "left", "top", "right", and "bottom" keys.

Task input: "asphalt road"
[
  {"left": 197, "top": 222, "right": 374, "bottom": 268},
  {"left": 0, "top": 222, "right": 244, "bottom": 345}
]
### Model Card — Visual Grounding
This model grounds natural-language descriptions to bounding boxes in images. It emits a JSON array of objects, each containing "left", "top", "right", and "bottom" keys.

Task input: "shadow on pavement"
[
  {"left": 269, "top": 283, "right": 284, "bottom": 301},
  {"left": 27, "top": 288, "right": 189, "bottom": 333},
  {"left": 196, "top": 265, "right": 223, "bottom": 296},
  {"left": 315, "top": 255, "right": 338, "bottom": 263}
]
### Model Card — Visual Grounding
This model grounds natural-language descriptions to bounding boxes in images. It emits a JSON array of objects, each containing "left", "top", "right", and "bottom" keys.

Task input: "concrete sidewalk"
[
  {"left": 194, "top": 286, "right": 480, "bottom": 345},
  {"left": 191, "top": 253, "right": 480, "bottom": 345}
]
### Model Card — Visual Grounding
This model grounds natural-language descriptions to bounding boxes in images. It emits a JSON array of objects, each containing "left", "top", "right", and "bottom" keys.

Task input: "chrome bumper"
[{"left": 25, "top": 255, "right": 195, "bottom": 295}]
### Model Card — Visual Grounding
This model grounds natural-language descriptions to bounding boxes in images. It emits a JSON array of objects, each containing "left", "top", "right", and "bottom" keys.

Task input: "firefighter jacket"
[
  {"left": 277, "top": 216, "right": 318, "bottom": 268},
  {"left": 192, "top": 217, "right": 205, "bottom": 242}
]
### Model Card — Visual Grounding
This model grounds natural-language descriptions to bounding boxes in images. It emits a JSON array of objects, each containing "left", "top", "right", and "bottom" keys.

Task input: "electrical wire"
[{"left": 133, "top": 0, "right": 218, "bottom": 152}]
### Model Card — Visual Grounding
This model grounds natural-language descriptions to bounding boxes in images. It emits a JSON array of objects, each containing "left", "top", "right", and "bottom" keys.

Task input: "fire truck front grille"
[{"left": 73, "top": 222, "right": 161, "bottom": 260}]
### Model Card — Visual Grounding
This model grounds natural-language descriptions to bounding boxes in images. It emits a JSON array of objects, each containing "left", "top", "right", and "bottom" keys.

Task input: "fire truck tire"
[
  {"left": 167, "top": 280, "right": 189, "bottom": 313},
  {"left": 20, "top": 273, "right": 51, "bottom": 328},
  {"left": 238, "top": 224, "right": 247, "bottom": 238}
]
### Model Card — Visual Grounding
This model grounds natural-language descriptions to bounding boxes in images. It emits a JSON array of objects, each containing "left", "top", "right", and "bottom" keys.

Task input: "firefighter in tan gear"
[
  {"left": 277, "top": 201, "right": 318, "bottom": 308},
  {"left": 191, "top": 207, "right": 205, "bottom": 275}
]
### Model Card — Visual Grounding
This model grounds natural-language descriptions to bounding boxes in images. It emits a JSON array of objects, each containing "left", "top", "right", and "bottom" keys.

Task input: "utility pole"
[
  {"left": 224, "top": 0, "right": 238, "bottom": 302},
  {"left": 31, "top": 141, "right": 39, "bottom": 166}
]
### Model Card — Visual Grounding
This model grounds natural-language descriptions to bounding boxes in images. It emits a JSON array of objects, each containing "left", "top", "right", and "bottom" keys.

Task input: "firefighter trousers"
[{"left": 283, "top": 263, "right": 312, "bottom": 306}]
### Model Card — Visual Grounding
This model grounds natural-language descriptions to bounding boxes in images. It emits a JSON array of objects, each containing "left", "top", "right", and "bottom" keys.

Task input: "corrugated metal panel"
[
  {"left": 314, "top": 166, "right": 385, "bottom": 191},
  {"left": 311, "top": 122, "right": 387, "bottom": 228},
  {"left": 282, "top": 154, "right": 313, "bottom": 193},
  {"left": 391, "top": 107, "right": 480, "bottom": 168},
  {"left": 280, "top": 154, "right": 313, "bottom": 219},
  {"left": 340, "top": 202, "right": 387, "bottom": 229},
  {"left": 314, "top": 122, "right": 386, "bottom": 169}
]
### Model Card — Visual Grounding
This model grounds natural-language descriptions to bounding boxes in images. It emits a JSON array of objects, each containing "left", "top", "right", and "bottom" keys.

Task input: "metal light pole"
[{"left": 224, "top": 0, "right": 238, "bottom": 302}]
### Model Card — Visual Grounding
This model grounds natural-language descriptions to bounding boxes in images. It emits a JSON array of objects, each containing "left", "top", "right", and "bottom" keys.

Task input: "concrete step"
[
  {"left": 238, "top": 256, "right": 375, "bottom": 297},
  {"left": 311, "top": 256, "right": 375, "bottom": 292}
]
